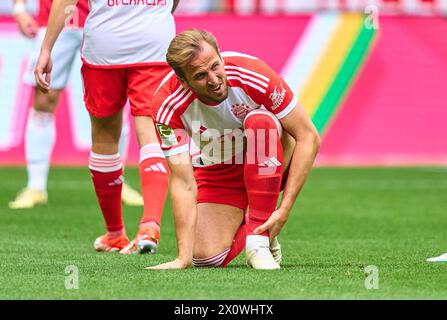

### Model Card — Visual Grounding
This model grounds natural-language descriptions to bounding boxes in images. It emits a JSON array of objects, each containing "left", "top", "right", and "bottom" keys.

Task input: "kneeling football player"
[{"left": 147, "top": 29, "right": 320, "bottom": 270}]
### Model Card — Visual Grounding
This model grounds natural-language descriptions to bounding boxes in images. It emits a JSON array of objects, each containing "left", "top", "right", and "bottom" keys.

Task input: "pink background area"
[
  {"left": 0, "top": 15, "right": 309, "bottom": 166},
  {"left": 1, "top": 15, "right": 446, "bottom": 166},
  {"left": 318, "top": 17, "right": 447, "bottom": 166}
]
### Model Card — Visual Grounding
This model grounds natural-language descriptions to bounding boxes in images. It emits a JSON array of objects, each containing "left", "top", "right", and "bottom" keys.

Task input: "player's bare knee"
[
  {"left": 244, "top": 109, "right": 282, "bottom": 137},
  {"left": 91, "top": 112, "right": 122, "bottom": 137},
  {"left": 91, "top": 119, "right": 122, "bottom": 154},
  {"left": 33, "top": 89, "right": 60, "bottom": 113}
]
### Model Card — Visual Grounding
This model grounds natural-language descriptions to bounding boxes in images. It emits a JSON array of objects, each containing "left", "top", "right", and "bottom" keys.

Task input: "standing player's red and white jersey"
[
  {"left": 37, "top": 0, "right": 89, "bottom": 28},
  {"left": 152, "top": 52, "right": 299, "bottom": 167},
  {"left": 81, "top": 0, "right": 176, "bottom": 67}
]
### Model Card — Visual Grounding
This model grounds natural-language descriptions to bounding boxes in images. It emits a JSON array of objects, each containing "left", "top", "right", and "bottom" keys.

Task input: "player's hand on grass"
[
  {"left": 14, "top": 12, "right": 38, "bottom": 38},
  {"left": 254, "top": 207, "right": 288, "bottom": 243},
  {"left": 144, "top": 258, "right": 190, "bottom": 270},
  {"left": 34, "top": 50, "right": 52, "bottom": 93}
]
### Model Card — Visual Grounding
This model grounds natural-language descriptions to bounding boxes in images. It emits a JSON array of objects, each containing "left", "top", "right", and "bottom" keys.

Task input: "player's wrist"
[
  {"left": 39, "top": 42, "right": 54, "bottom": 56},
  {"left": 175, "top": 257, "right": 191, "bottom": 268},
  {"left": 276, "top": 205, "right": 291, "bottom": 219},
  {"left": 176, "top": 248, "right": 193, "bottom": 266},
  {"left": 13, "top": 2, "right": 27, "bottom": 16}
]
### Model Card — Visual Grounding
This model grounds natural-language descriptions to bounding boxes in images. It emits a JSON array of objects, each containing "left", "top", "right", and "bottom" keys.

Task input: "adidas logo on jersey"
[
  {"left": 144, "top": 162, "right": 168, "bottom": 174},
  {"left": 108, "top": 175, "right": 124, "bottom": 186},
  {"left": 257, "top": 157, "right": 282, "bottom": 167}
]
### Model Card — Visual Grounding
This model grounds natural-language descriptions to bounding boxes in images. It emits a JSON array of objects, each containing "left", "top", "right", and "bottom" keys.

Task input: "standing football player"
[
  {"left": 34, "top": 0, "right": 180, "bottom": 254},
  {"left": 9, "top": 0, "right": 144, "bottom": 209}
]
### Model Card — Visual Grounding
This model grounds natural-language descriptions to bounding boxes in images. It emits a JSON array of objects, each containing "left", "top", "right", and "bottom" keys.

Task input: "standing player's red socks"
[
  {"left": 221, "top": 223, "right": 248, "bottom": 267},
  {"left": 89, "top": 152, "right": 125, "bottom": 237},
  {"left": 244, "top": 110, "right": 283, "bottom": 237},
  {"left": 138, "top": 143, "right": 169, "bottom": 231}
]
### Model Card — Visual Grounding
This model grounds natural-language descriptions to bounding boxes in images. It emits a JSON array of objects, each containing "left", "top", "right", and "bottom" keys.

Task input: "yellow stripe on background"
[{"left": 299, "top": 13, "right": 364, "bottom": 117}]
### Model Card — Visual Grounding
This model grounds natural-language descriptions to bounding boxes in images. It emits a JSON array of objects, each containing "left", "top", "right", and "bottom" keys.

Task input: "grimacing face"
[{"left": 180, "top": 42, "right": 228, "bottom": 105}]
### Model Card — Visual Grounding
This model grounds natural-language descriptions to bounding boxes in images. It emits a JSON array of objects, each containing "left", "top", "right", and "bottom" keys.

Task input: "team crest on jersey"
[
  {"left": 269, "top": 85, "right": 286, "bottom": 110},
  {"left": 156, "top": 123, "right": 177, "bottom": 147},
  {"left": 231, "top": 103, "right": 252, "bottom": 121}
]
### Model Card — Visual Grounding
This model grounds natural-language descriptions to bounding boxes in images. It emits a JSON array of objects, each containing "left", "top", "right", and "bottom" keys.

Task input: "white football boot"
[
  {"left": 427, "top": 252, "right": 447, "bottom": 262},
  {"left": 246, "top": 235, "right": 280, "bottom": 270},
  {"left": 9, "top": 188, "right": 48, "bottom": 209},
  {"left": 270, "top": 237, "right": 282, "bottom": 265}
]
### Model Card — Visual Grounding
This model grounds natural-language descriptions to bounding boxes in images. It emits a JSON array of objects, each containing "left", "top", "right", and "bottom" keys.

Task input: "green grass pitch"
[{"left": 0, "top": 167, "right": 446, "bottom": 299}]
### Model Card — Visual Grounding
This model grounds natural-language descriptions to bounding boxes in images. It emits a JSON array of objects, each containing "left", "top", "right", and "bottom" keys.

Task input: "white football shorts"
[{"left": 24, "top": 27, "right": 83, "bottom": 90}]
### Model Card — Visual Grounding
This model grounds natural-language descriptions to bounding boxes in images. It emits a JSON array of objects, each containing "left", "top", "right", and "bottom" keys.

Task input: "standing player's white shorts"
[{"left": 24, "top": 27, "right": 83, "bottom": 90}]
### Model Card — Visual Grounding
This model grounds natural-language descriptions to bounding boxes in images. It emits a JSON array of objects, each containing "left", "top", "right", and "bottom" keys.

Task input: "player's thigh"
[{"left": 194, "top": 203, "right": 244, "bottom": 259}]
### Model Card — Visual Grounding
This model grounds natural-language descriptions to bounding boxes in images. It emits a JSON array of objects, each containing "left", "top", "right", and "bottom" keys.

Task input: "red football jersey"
[
  {"left": 37, "top": 0, "right": 89, "bottom": 28},
  {"left": 152, "top": 52, "right": 298, "bottom": 166}
]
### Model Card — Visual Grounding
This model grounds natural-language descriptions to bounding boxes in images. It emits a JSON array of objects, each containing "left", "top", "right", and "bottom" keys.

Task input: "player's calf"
[{"left": 138, "top": 143, "right": 169, "bottom": 228}]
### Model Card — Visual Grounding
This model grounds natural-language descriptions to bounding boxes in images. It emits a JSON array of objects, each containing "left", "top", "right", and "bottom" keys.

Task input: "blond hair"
[{"left": 167, "top": 29, "right": 220, "bottom": 80}]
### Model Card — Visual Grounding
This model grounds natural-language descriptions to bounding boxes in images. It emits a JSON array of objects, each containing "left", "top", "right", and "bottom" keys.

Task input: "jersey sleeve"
[
  {"left": 151, "top": 75, "right": 190, "bottom": 157},
  {"left": 154, "top": 122, "right": 189, "bottom": 157},
  {"left": 225, "top": 55, "right": 298, "bottom": 120}
]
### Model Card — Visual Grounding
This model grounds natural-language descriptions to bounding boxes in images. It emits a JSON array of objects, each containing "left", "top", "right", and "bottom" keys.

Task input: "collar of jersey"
[{"left": 196, "top": 94, "right": 222, "bottom": 107}]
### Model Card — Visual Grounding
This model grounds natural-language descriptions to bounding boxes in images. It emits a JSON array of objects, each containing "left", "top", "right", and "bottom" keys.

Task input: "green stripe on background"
[{"left": 312, "top": 23, "right": 376, "bottom": 134}]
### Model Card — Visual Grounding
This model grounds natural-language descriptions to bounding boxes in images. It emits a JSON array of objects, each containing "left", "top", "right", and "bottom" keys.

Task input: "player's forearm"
[
  {"left": 170, "top": 177, "right": 198, "bottom": 264},
  {"left": 279, "top": 133, "right": 320, "bottom": 215},
  {"left": 41, "top": 0, "right": 78, "bottom": 52}
]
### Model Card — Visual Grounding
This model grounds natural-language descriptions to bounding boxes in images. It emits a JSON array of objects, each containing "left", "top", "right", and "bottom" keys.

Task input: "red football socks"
[
  {"left": 89, "top": 152, "right": 125, "bottom": 234},
  {"left": 221, "top": 222, "right": 248, "bottom": 267},
  {"left": 244, "top": 111, "right": 283, "bottom": 237},
  {"left": 138, "top": 143, "right": 169, "bottom": 229}
]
